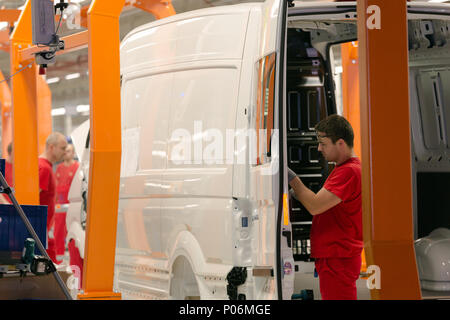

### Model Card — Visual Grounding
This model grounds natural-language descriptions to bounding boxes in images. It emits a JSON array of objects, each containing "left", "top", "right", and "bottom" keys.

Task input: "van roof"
[{"left": 121, "top": 2, "right": 260, "bottom": 47}]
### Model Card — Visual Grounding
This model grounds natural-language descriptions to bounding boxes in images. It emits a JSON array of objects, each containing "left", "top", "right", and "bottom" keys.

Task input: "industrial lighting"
[
  {"left": 65, "top": 72, "right": 81, "bottom": 80},
  {"left": 76, "top": 105, "right": 90, "bottom": 113},
  {"left": 51, "top": 108, "right": 66, "bottom": 116},
  {"left": 46, "top": 77, "right": 60, "bottom": 84},
  {"left": 428, "top": 0, "right": 448, "bottom": 3}
]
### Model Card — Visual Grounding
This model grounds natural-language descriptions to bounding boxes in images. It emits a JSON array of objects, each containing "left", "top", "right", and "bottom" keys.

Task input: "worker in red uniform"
[
  {"left": 39, "top": 132, "right": 68, "bottom": 263},
  {"left": 288, "top": 114, "right": 363, "bottom": 300},
  {"left": 55, "top": 144, "right": 79, "bottom": 204},
  {"left": 54, "top": 143, "right": 79, "bottom": 261}
]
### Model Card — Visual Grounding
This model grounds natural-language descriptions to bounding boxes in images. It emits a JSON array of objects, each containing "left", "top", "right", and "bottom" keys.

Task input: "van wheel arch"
[{"left": 169, "top": 255, "right": 200, "bottom": 300}]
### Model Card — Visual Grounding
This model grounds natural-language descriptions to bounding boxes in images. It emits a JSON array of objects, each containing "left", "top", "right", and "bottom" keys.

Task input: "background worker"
[
  {"left": 288, "top": 114, "right": 363, "bottom": 300},
  {"left": 54, "top": 143, "right": 79, "bottom": 262},
  {"left": 39, "top": 132, "right": 68, "bottom": 263}
]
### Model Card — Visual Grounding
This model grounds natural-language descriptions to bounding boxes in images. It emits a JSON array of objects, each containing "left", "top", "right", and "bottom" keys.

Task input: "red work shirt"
[
  {"left": 310, "top": 157, "right": 363, "bottom": 258},
  {"left": 5, "top": 161, "right": 13, "bottom": 188},
  {"left": 4, "top": 161, "right": 13, "bottom": 204},
  {"left": 39, "top": 157, "right": 56, "bottom": 229},
  {"left": 55, "top": 161, "right": 79, "bottom": 204}
]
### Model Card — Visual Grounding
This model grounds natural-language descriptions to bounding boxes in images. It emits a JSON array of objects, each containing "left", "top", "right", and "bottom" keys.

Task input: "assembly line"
[{"left": 0, "top": 0, "right": 449, "bottom": 302}]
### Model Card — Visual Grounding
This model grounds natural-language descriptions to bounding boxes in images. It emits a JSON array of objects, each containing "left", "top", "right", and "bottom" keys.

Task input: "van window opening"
[{"left": 256, "top": 52, "right": 276, "bottom": 165}]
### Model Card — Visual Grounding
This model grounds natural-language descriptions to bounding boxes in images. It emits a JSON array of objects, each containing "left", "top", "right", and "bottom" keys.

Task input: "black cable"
[
  {"left": 55, "top": 8, "right": 64, "bottom": 35},
  {"left": 0, "top": 62, "right": 34, "bottom": 85}
]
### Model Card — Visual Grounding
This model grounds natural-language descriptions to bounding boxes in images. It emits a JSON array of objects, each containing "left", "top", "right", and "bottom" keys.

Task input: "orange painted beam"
[
  {"left": 37, "top": 75, "right": 52, "bottom": 155},
  {"left": 0, "top": 9, "right": 21, "bottom": 24},
  {"left": 18, "top": 30, "right": 89, "bottom": 63},
  {"left": 341, "top": 41, "right": 367, "bottom": 273},
  {"left": 0, "top": 30, "right": 10, "bottom": 53},
  {"left": 78, "top": 0, "right": 175, "bottom": 300},
  {"left": 341, "top": 42, "right": 361, "bottom": 159},
  {"left": 65, "top": 1, "right": 175, "bottom": 30},
  {"left": 10, "top": 0, "right": 39, "bottom": 205},
  {"left": 0, "top": 70, "right": 12, "bottom": 157},
  {"left": 129, "top": 0, "right": 176, "bottom": 19},
  {"left": 78, "top": 0, "right": 176, "bottom": 300},
  {"left": 77, "top": 0, "right": 126, "bottom": 300},
  {"left": 357, "top": 0, "right": 421, "bottom": 300},
  {"left": 0, "top": 9, "right": 21, "bottom": 54}
]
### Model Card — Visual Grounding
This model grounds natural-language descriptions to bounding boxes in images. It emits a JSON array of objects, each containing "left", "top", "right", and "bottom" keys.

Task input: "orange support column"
[
  {"left": 341, "top": 42, "right": 361, "bottom": 159},
  {"left": 10, "top": 0, "right": 39, "bottom": 205},
  {"left": 77, "top": 0, "right": 126, "bottom": 300},
  {"left": 341, "top": 42, "right": 367, "bottom": 274},
  {"left": 77, "top": 0, "right": 175, "bottom": 300},
  {"left": 36, "top": 75, "right": 52, "bottom": 155},
  {"left": 357, "top": 0, "right": 421, "bottom": 299}
]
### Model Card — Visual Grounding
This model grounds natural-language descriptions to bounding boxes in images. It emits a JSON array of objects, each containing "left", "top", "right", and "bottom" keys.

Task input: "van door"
[{"left": 252, "top": 0, "right": 292, "bottom": 300}]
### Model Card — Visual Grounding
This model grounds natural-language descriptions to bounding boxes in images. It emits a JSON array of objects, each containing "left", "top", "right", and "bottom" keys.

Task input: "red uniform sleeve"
[
  {"left": 323, "top": 166, "right": 356, "bottom": 202},
  {"left": 39, "top": 164, "right": 50, "bottom": 191}
]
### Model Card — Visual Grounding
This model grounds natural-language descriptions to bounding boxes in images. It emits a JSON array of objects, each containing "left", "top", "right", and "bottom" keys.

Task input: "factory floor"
[{"left": 55, "top": 254, "right": 450, "bottom": 300}]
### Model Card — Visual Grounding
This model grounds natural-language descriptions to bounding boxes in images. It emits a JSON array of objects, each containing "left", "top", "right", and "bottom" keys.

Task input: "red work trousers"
[
  {"left": 68, "top": 239, "right": 84, "bottom": 287},
  {"left": 46, "top": 213, "right": 58, "bottom": 263},
  {"left": 54, "top": 211, "right": 68, "bottom": 256},
  {"left": 315, "top": 256, "right": 361, "bottom": 300}
]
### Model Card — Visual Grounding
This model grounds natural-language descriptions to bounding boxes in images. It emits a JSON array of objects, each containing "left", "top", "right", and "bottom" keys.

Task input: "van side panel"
[
  {"left": 116, "top": 8, "right": 251, "bottom": 299},
  {"left": 162, "top": 64, "right": 241, "bottom": 264},
  {"left": 114, "top": 72, "right": 172, "bottom": 298}
]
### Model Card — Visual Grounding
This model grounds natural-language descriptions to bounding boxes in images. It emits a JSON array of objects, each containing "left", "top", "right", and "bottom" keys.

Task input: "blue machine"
[
  {"left": 0, "top": 158, "right": 72, "bottom": 299},
  {"left": 0, "top": 204, "right": 47, "bottom": 265}
]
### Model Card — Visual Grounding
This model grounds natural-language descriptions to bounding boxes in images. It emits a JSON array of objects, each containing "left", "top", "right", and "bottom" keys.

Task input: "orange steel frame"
[
  {"left": 357, "top": 0, "right": 421, "bottom": 299},
  {"left": 10, "top": 3, "right": 42, "bottom": 204},
  {"left": 341, "top": 42, "right": 368, "bottom": 274},
  {"left": 11, "top": 0, "right": 175, "bottom": 300}
]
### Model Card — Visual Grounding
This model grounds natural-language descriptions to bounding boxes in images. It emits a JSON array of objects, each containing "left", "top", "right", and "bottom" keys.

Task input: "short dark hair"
[
  {"left": 7, "top": 142, "right": 12, "bottom": 156},
  {"left": 315, "top": 114, "right": 354, "bottom": 148}
]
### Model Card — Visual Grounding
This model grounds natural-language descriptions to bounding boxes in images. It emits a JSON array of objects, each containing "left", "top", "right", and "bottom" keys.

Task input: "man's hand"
[{"left": 288, "top": 169, "right": 342, "bottom": 216}]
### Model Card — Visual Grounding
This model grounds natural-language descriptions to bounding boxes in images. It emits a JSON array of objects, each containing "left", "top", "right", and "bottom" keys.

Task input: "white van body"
[
  {"left": 66, "top": 0, "right": 450, "bottom": 299},
  {"left": 415, "top": 228, "right": 450, "bottom": 291},
  {"left": 116, "top": 0, "right": 289, "bottom": 300}
]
